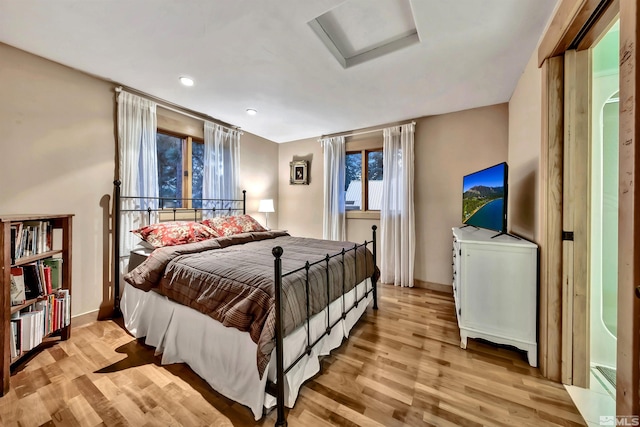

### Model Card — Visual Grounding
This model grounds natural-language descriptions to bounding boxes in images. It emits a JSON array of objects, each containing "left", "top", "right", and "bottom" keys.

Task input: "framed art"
[{"left": 290, "top": 160, "right": 308, "bottom": 185}]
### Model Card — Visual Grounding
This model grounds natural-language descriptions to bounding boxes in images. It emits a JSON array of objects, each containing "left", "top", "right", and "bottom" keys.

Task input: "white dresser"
[{"left": 452, "top": 227, "right": 538, "bottom": 367}]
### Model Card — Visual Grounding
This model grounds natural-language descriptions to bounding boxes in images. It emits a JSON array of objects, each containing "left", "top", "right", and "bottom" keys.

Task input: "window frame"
[
  {"left": 156, "top": 128, "right": 203, "bottom": 210},
  {"left": 345, "top": 138, "right": 383, "bottom": 219}
]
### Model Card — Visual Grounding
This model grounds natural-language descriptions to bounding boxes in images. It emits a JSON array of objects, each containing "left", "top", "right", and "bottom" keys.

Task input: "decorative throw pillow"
[
  {"left": 131, "top": 221, "right": 219, "bottom": 248},
  {"left": 202, "top": 215, "right": 267, "bottom": 237}
]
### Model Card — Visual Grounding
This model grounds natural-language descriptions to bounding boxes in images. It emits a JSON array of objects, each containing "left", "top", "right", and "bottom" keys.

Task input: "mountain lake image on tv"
[{"left": 462, "top": 162, "right": 508, "bottom": 232}]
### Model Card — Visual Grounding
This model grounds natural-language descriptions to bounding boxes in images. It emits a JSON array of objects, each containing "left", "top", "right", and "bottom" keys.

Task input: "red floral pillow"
[
  {"left": 202, "top": 215, "right": 266, "bottom": 237},
  {"left": 131, "top": 221, "right": 219, "bottom": 248}
]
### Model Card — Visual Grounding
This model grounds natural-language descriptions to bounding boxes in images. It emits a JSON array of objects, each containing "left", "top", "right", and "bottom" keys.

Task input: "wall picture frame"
[{"left": 290, "top": 160, "right": 309, "bottom": 185}]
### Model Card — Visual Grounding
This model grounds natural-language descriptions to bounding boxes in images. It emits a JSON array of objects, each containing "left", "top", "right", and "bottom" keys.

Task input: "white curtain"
[
  {"left": 203, "top": 121, "right": 241, "bottom": 216},
  {"left": 117, "top": 90, "right": 158, "bottom": 269},
  {"left": 380, "top": 123, "right": 415, "bottom": 287},
  {"left": 321, "top": 136, "right": 346, "bottom": 241}
]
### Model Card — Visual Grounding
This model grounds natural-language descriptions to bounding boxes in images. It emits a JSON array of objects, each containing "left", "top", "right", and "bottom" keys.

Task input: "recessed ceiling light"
[
  {"left": 179, "top": 76, "right": 194, "bottom": 87},
  {"left": 246, "top": 108, "right": 257, "bottom": 115}
]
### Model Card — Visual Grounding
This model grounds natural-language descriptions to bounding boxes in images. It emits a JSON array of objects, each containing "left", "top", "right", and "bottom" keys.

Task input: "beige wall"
[
  {"left": 415, "top": 104, "right": 509, "bottom": 286},
  {"left": 508, "top": 51, "right": 542, "bottom": 242},
  {"left": 0, "top": 43, "right": 279, "bottom": 318},
  {"left": 278, "top": 103, "right": 509, "bottom": 287},
  {"left": 0, "top": 43, "right": 115, "bottom": 317},
  {"left": 277, "top": 138, "right": 324, "bottom": 238},
  {"left": 240, "top": 132, "right": 279, "bottom": 228}
]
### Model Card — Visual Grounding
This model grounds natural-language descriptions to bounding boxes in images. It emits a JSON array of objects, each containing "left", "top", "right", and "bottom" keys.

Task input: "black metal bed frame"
[{"left": 113, "top": 181, "right": 378, "bottom": 426}]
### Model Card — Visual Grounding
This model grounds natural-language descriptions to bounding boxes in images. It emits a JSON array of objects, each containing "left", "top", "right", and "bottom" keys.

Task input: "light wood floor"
[{"left": 0, "top": 285, "right": 586, "bottom": 426}]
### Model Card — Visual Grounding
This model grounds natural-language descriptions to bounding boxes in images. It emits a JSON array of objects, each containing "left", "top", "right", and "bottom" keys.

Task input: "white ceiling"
[{"left": 0, "top": 0, "right": 558, "bottom": 143}]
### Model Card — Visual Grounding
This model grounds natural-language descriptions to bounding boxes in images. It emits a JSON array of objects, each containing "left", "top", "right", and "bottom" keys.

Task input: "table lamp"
[{"left": 258, "top": 199, "right": 275, "bottom": 230}]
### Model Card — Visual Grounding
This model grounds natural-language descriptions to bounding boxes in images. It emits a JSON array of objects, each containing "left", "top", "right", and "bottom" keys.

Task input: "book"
[
  {"left": 10, "top": 267, "right": 26, "bottom": 305},
  {"left": 13, "top": 223, "right": 23, "bottom": 261},
  {"left": 10, "top": 225, "right": 16, "bottom": 265},
  {"left": 40, "top": 264, "right": 52, "bottom": 295},
  {"left": 10, "top": 319, "right": 21, "bottom": 359},
  {"left": 43, "top": 258, "right": 62, "bottom": 290},
  {"left": 47, "top": 295, "right": 55, "bottom": 334},
  {"left": 10, "top": 322, "right": 17, "bottom": 358},
  {"left": 22, "top": 263, "right": 43, "bottom": 299},
  {"left": 34, "top": 300, "right": 48, "bottom": 336},
  {"left": 20, "top": 313, "right": 33, "bottom": 352},
  {"left": 52, "top": 297, "right": 58, "bottom": 331},
  {"left": 44, "top": 265, "right": 52, "bottom": 294},
  {"left": 24, "top": 224, "right": 35, "bottom": 257},
  {"left": 60, "top": 289, "right": 70, "bottom": 327},
  {"left": 55, "top": 289, "right": 70, "bottom": 328},
  {"left": 45, "top": 222, "right": 52, "bottom": 252}
]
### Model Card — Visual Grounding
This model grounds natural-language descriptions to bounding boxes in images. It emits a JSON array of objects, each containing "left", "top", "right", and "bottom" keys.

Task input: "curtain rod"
[
  {"left": 115, "top": 86, "right": 242, "bottom": 134},
  {"left": 318, "top": 120, "right": 416, "bottom": 141}
]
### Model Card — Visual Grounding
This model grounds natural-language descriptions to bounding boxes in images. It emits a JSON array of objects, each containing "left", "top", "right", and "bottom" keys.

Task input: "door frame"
[
  {"left": 616, "top": 0, "right": 640, "bottom": 417},
  {"left": 538, "top": 0, "right": 639, "bottom": 416}
]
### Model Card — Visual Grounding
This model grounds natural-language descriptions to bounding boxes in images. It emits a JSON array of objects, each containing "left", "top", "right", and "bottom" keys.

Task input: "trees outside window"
[{"left": 156, "top": 131, "right": 203, "bottom": 208}]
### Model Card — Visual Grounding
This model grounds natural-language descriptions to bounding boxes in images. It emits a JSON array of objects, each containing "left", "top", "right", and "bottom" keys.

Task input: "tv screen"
[{"left": 462, "top": 162, "right": 508, "bottom": 233}]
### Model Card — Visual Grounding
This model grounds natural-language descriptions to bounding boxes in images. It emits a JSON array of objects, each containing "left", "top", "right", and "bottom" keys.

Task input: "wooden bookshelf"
[{"left": 0, "top": 214, "right": 73, "bottom": 395}]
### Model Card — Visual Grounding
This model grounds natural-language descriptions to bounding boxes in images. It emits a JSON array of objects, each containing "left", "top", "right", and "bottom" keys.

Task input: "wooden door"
[{"left": 562, "top": 49, "right": 591, "bottom": 388}]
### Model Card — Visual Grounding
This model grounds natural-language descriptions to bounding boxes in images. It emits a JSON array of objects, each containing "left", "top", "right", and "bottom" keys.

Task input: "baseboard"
[{"left": 414, "top": 279, "right": 452, "bottom": 294}]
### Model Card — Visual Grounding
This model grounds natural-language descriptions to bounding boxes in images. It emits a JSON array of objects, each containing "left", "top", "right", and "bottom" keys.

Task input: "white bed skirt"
[{"left": 121, "top": 279, "right": 372, "bottom": 420}]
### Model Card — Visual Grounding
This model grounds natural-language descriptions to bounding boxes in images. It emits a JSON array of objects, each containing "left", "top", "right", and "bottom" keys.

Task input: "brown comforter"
[{"left": 124, "top": 231, "right": 376, "bottom": 377}]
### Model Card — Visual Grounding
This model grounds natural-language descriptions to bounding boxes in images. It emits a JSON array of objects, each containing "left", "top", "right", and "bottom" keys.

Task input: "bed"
[{"left": 113, "top": 182, "right": 379, "bottom": 425}]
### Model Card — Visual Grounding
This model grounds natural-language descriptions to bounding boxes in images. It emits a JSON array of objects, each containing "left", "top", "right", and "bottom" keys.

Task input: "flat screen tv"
[{"left": 462, "top": 162, "right": 508, "bottom": 234}]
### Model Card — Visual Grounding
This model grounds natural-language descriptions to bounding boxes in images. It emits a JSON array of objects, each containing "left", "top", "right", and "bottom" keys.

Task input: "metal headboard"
[{"left": 112, "top": 180, "right": 247, "bottom": 315}]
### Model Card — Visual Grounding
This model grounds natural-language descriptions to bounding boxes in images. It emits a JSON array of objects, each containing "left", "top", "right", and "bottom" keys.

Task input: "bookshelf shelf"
[
  {"left": 10, "top": 296, "right": 49, "bottom": 315},
  {"left": 12, "top": 250, "right": 63, "bottom": 267},
  {"left": 1, "top": 214, "right": 73, "bottom": 396}
]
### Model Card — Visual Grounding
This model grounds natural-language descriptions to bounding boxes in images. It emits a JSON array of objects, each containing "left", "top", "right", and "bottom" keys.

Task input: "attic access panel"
[{"left": 309, "top": 0, "right": 419, "bottom": 68}]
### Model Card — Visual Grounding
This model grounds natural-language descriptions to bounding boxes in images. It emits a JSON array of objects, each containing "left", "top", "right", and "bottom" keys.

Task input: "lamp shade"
[{"left": 258, "top": 199, "right": 275, "bottom": 213}]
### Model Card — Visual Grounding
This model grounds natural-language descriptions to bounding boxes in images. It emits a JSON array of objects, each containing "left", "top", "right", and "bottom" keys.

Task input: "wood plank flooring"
[{"left": 0, "top": 285, "right": 586, "bottom": 426}]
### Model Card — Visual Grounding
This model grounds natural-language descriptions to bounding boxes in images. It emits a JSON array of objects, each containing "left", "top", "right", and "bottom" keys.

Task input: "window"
[
  {"left": 156, "top": 131, "right": 204, "bottom": 208},
  {"left": 345, "top": 148, "right": 383, "bottom": 212}
]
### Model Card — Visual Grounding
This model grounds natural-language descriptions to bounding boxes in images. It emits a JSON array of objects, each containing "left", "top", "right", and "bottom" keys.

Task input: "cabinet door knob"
[{"left": 636, "top": 285, "right": 640, "bottom": 299}]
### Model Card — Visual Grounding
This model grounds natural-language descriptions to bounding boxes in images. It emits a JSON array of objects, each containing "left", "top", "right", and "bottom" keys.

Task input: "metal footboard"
[{"left": 269, "top": 225, "right": 378, "bottom": 426}]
